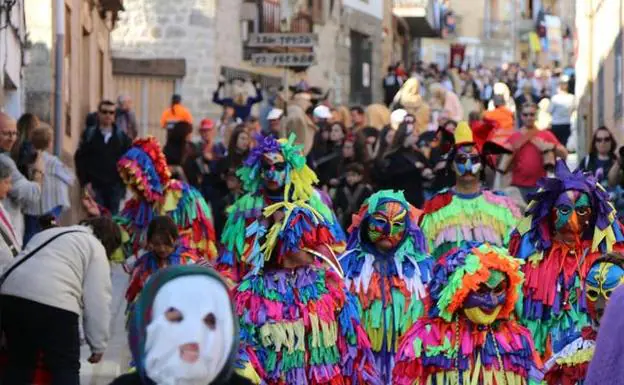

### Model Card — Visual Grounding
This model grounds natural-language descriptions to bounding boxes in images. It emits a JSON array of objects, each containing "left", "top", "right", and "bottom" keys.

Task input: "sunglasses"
[
  {"left": 99, "top": 110, "right": 115, "bottom": 115},
  {"left": 522, "top": 112, "right": 536, "bottom": 117},
  {"left": 595, "top": 137, "right": 612, "bottom": 143},
  {"left": 455, "top": 154, "right": 481, "bottom": 164}
]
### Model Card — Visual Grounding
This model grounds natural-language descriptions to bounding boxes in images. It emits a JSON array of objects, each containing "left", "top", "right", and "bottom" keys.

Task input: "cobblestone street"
[{"left": 79, "top": 265, "right": 129, "bottom": 385}]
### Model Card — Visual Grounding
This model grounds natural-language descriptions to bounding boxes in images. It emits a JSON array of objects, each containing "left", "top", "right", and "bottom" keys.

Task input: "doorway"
[{"left": 349, "top": 30, "right": 373, "bottom": 105}]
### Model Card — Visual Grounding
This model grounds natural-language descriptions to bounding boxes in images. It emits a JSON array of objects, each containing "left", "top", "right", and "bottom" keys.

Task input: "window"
[
  {"left": 598, "top": 64, "right": 605, "bottom": 127},
  {"left": 616, "top": 32, "right": 623, "bottom": 118}
]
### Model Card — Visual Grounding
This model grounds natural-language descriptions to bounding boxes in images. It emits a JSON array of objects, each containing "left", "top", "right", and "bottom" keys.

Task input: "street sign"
[
  {"left": 251, "top": 53, "right": 316, "bottom": 67},
  {"left": 247, "top": 33, "right": 318, "bottom": 48}
]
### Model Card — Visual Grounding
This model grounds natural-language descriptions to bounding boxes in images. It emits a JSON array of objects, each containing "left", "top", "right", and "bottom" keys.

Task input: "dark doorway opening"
[{"left": 349, "top": 30, "right": 373, "bottom": 105}]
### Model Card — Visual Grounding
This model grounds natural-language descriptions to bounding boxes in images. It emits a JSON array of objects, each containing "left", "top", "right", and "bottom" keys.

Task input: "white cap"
[
  {"left": 313, "top": 105, "right": 332, "bottom": 120},
  {"left": 390, "top": 109, "right": 407, "bottom": 130},
  {"left": 267, "top": 108, "right": 283, "bottom": 120}
]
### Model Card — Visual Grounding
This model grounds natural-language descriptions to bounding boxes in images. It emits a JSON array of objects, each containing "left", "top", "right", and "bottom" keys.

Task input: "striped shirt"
[{"left": 24, "top": 152, "right": 75, "bottom": 216}]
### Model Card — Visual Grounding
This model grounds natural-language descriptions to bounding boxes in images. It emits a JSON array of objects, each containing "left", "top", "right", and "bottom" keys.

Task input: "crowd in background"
[{"left": 4, "top": 59, "right": 624, "bottom": 247}]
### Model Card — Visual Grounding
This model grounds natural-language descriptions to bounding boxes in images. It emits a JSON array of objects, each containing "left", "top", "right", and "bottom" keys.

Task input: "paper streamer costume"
[
  {"left": 420, "top": 122, "right": 521, "bottom": 259},
  {"left": 339, "top": 190, "right": 433, "bottom": 383},
  {"left": 116, "top": 137, "right": 217, "bottom": 260},
  {"left": 394, "top": 243, "right": 543, "bottom": 385},
  {"left": 234, "top": 200, "right": 381, "bottom": 385},
  {"left": 112, "top": 265, "right": 261, "bottom": 385},
  {"left": 509, "top": 160, "right": 624, "bottom": 358},
  {"left": 218, "top": 134, "right": 345, "bottom": 281},
  {"left": 125, "top": 245, "right": 199, "bottom": 304},
  {"left": 544, "top": 254, "right": 624, "bottom": 385}
]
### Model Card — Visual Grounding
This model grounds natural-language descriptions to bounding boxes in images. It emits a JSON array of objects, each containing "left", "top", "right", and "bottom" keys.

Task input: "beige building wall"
[
  {"left": 24, "top": 0, "right": 120, "bottom": 224},
  {"left": 575, "top": 0, "right": 624, "bottom": 155}
]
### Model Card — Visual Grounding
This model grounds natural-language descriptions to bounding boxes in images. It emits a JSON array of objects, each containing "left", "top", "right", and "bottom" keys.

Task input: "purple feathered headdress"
[{"left": 522, "top": 160, "right": 616, "bottom": 250}]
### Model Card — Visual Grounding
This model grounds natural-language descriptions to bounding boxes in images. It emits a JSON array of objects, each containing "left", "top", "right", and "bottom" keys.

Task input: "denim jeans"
[
  {"left": 23, "top": 206, "right": 63, "bottom": 246},
  {"left": 93, "top": 184, "right": 125, "bottom": 215}
]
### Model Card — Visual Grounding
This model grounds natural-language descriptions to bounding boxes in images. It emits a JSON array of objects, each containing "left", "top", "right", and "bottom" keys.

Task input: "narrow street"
[{"left": 79, "top": 265, "right": 129, "bottom": 385}]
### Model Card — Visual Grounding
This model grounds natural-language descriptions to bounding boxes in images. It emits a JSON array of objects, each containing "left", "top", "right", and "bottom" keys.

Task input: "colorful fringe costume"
[
  {"left": 116, "top": 137, "right": 217, "bottom": 260},
  {"left": 125, "top": 245, "right": 199, "bottom": 303},
  {"left": 509, "top": 161, "right": 624, "bottom": 358},
  {"left": 543, "top": 255, "right": 624, "bottom": 384},
  {"left": 339, "top": 190, "right": 433, "bottom": 383},
  {"left": 234, "top": 197, "right": 381, "bottom": 384},
  {"left": 420, "top": 188, "right": 522, "bottom": 259},
  {"left": 543, "top": 326, "right": 595, "bottom": 385},
  {"left": 420, "top": 121, "right": 521, "bottom": 260},
  {"left": 394, "top": 243, "right": 543, "bottom": 385},
  {"left": 219, "top": 134, "right": 345, "bottom": 281}
]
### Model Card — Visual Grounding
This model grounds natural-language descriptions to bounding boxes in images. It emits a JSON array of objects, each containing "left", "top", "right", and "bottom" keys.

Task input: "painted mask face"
[
  {"left": 463, "top": 270, "right": 509, "bottom": 325},
  {"left": 145, "top": 276, "right": 235, "bottom": 385},
  {"left": 586, "top": 261, "right": 624, "bottom": 325},
  {"left": 260, "top": 152, "right": 287, "bottom": 192},
  {"left": 366, "top": 201, "right": 407, "bottom": 252},
  {"left": 552, "top": 190, "right": 592, "bottom": 236},
  {"left": 453, "top": 145, "right": 482, "bottom": 178}
]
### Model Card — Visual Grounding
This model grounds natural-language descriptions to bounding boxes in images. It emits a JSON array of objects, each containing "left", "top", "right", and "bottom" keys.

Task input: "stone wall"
[{"left": 111, "top": 0, "right": 221, "bottom": 120}]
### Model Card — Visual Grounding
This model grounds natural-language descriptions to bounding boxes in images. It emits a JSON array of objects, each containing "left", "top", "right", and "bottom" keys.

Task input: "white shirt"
[{"left": 548, "top": 92, "right": 575, "bottom": 125}]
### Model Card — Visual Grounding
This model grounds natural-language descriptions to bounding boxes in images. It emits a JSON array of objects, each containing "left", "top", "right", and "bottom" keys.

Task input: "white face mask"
[{"left": 144, "top": 276, "right": 235, "bottom": 385}]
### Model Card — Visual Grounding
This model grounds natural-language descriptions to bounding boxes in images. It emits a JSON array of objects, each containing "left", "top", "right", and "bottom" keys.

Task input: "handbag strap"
[
  {"left": 0, "top": 224, "right": 18, "bottom": 258},
  {"left": 0, "top": 230, "right": 85, "bottom": 288}
]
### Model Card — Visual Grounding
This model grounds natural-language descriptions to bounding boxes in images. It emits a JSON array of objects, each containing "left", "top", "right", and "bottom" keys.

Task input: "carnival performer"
[
  {"left": 218, "top": 133, "right": 345, "bottom": 282},
  {"left": 393, "top": 243, "right": 544, "bottom": 385},
  {"left": 420, "top": 121, "right": 522, "bottom": 259},
  {"left": 83, "top": 137, "right": 217, "bottom": 262},
  {"left": 509, "top": 160, "right": 624, "bottom": 359},
  {"left": 339, "top": 190, "right": 433, "bottom": 383},
  {"left": 544, "top": 253, "right": 624, "bottom": 385},
  {"left": 234, "top": 191, "right": 381, "bottom": 384},
  {"left": 110, "top": 265, "right": 261, "bottom": 385},
  {"left": 125, "top": 216, "right": 198, "bottom": 304}
]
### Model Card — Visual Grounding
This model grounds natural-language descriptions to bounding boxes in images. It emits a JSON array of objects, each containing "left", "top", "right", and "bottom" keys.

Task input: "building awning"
[{"left": 392, "top": 0, "right": 439, "bottom": 38}]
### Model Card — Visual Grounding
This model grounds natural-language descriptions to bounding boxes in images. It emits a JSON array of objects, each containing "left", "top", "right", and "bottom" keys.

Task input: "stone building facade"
[{"left": 112, "top": 0, "right": 386, "bottom": 120}]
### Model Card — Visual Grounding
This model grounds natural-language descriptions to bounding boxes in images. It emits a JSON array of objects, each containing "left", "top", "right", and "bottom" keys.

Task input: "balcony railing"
[{"left": 393, "top": 0, "right": 428, "bottom": 8}]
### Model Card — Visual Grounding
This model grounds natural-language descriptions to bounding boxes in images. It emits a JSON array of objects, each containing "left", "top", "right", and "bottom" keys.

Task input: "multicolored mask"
[
  {"left": 366, "top": 201, "right": 407, "bottom": 252},
  {"left": 453, "top": 145, "right": 482, "bottom": 177},
  {"left": 586, "top": 259, "right": 624, "bottom": 325},
  {"left": 463, "top": 270, "right": 509, "bottom": 325},
  {"left": 552, "top": 190, "right": 592, "bottom": 236},
  {"left": 260, "top": 152, "right": 287, "bottom": 192}
]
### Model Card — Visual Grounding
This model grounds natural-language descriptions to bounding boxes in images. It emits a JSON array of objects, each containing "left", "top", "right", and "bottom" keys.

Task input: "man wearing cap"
[{"left": 266, "top": 108, "right": 283, "bottom": 138}]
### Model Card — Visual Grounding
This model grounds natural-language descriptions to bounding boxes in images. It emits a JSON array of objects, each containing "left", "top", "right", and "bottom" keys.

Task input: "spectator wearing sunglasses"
[
  {"left": 75, "top": 100, "right": 132, "bottom": 215},
  {"left": 506, "top": 102, "right": 567, "bottom": 202},
  {"left": 580, "top": 126, "right": 617, "bottom": 188}
]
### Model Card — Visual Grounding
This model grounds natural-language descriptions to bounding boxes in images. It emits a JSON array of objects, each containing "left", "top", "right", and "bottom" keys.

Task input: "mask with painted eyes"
[
  {"left": 260, "top": 152, "right": 287, "bottom": 192},
  {"left": 552, "top": 190, "right": 593, "bottom": 237},
  {"left": 366, "top": 201, "right": 407, "bottom": 252},
  {"left": 586, "top": 261, "right": 624, "bottom": 325},
  {"left": 463, "top": 270, "right": 509, "bottom": 325},
  {"left": 453, "top": 145, "right": 482, "bottom": 177}
]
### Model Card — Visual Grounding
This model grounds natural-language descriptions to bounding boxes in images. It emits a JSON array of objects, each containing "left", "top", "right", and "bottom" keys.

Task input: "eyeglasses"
[
  {"left": 0, "top": 131, "right": 17, "bottom": 138},
  {"left": 522, "top": 112, "right": 536, "bottom": 117},
  {"left": 595, "top": 137, "right": 612, "bottom": 143},
  {"left": 99, "top": 110, "right": 115, "bottom": 115}
]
